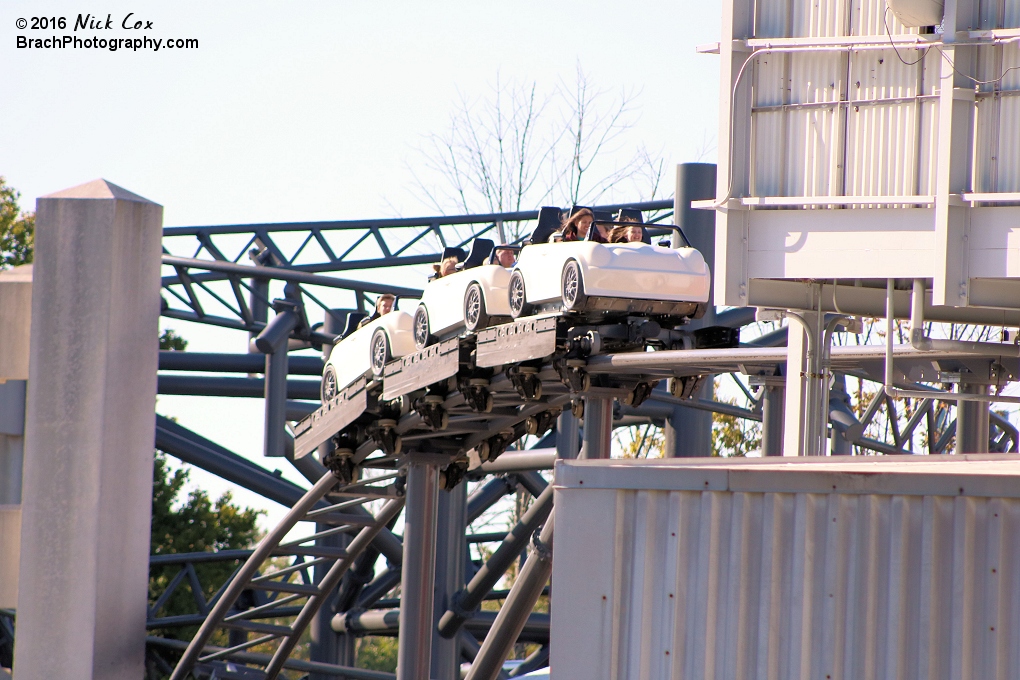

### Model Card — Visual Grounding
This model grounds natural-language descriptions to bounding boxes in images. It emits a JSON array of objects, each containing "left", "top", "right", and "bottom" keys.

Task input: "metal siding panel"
[
  {"left": 548, "top": 487, "right": 618, "bottom": 680},
  {"left": 553, "top": 461, "right": 1020, "bottom": 680},
  {"left": 918, "top": 99, "right": 940, "bottom": 194},
  {"left": 755, "top": 0, "right": 792, "bottom": 39},
  {"left": 733, "top": 492, "right": 765, "bottom": 679},
  {"left": 752, "top": 110, "right": 786, "bottom": 197},
  {"left": 1005, "top": 499, "right": 1020, "bottom": 679},
  {"left": 781, "top": 0, "right": 850, "bottom": 37},
  {"left": 846, "top": 99, "right": 922, "bottom": 196},
  {"left": 997, "top": 95, "right": 1020, "bottom": 192},
  {"left": 753, "top": 53, "right": 789, "bottom": 108},
  {"left": 1007, "top": 0, "right": 1020, "bottom": 27},
  {"left": 610, "top": 489, "right": 634, "bottom": 680},
  {"left": 706, "top": 492, "right": 732, "bottom": 680},
  {"left": 850, "top": 0, "right": 917, "bottom": 36},
  {"left": 671, "top": 491, "right": 698, "bottom": 679}
]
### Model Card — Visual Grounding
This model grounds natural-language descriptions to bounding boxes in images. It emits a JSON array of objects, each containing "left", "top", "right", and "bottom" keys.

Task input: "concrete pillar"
[
  {"left": 0, "top": 265, "right": 32, "bottom": 610},
  {"left": 14, "top": 180, "right": 163, "bottom": 680},
  {"left": 432, "top": 483, "right": 467, "bottom": 680},
  {"left": 957, "top": 383, "right": 990, "bottom": 453}
]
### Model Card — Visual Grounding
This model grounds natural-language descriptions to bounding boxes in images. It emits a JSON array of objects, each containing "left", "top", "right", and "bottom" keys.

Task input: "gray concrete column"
[
  {"left": 580, "top": 397, "right": 612, "bottom": 459},
  {"left": 0, "top": 381, "right": 25, "bottom": 504},
  {"left": 432, "top": 483, "right": 467, "bottom": 680},
  {"left": 14, "top": 180, "right": 162, "bottom": 680},
  {"left": 0, "top": 265, "right": 30, "bottom": 612},
  {"left": 397, "top": 458, "right": 441, "bottom": 680},
  {"left": 957, "top": 383, "right": 990, "bottom": 453}
]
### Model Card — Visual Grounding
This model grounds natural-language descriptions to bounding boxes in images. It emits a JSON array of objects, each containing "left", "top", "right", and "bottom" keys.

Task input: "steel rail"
[
  {"left": 162, "top": 255, "right": 423, "bottom": 297},
  {"left": 162, "top": 200, "right": 673, "bottom": 237}
]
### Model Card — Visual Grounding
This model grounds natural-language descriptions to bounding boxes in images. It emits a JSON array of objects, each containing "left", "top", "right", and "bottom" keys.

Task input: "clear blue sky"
[{"left": 3, "top": 0, "right": 724, "bottom": 528}]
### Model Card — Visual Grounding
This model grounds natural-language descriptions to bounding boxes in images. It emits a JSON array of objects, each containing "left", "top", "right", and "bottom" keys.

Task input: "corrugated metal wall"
[
  {"left": 552, "top": 460, "right": 1020, "bottom": 680},
  {"left": 747, "top": 0, "right": 1020, "bottom": 201}
]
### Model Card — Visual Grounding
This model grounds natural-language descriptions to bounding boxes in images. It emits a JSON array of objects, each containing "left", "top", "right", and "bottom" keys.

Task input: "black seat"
[
  {"left": 342, "top": 312, "right": 369, "bottom": 338},
  {"left": 616, "top": 208, "right": 644, "bottom": 223},
  {"left": 529, "top": 207, "right": 562, "bottom": 244},
  {"left": 460, "top": 238, "right": 494, "bottom": 270},
  {"left": 614, "top": 208, "right": 650, "bottom": 243},
  {"left": 591, "top": 210, "right": 614, "bottom": 242}
]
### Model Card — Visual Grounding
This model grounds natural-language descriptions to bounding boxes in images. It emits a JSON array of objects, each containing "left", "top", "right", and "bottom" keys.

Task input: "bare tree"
[{"left": 406, "top": 66, "right": 668, "bottom": 240}]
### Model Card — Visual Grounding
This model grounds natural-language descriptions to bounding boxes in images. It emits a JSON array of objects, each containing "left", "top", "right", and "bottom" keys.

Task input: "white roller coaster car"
[
  {"left": 321, "top": 310, "right": 416, "bottom": 401},
  {"left": 412, "top": 239, "right": 517, "bottom": 349},
  {"left": 507, "top": 207, "right": 711, "bottom": 322}
]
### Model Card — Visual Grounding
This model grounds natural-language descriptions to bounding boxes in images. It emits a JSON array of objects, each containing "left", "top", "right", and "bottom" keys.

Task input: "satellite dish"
[{"left": 886, "top": 0, "right": 944, "bottom": 27}]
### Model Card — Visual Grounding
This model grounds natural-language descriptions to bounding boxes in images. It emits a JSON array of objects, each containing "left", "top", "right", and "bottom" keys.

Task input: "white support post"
[
  {"left": 713, "top": 0, "right": 754, "bottom": 306},
  {"left": 14, "top": 180, "right": 163, "bottom": 680},
  {"left": 932, "top": 0, "right": 977, "bottom": 306}
]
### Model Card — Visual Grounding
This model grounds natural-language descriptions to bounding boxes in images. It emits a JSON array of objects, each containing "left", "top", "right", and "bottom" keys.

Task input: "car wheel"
[
  {"left": 321, "top": 365, "right": 338, "bottom": 402},
  {"left": 370, "top": 328, "right": 390, "bottom": 375},
  {"left": 561, "top": 259, "right": 587, "bottom": 311},
  {"left": 508, "top": 270, "right": 533, "bottom": 319},
  {"left": 464, "top": 282, "right": 490, "bottom": 332},
  {"left": 413, "top": 305, "right": 432, "bottom": 349}
]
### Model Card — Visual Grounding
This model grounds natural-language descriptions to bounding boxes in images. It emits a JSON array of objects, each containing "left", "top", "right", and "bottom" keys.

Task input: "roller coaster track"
[{"left": 167, "top": 472, "right": 404, "bottom": 680}]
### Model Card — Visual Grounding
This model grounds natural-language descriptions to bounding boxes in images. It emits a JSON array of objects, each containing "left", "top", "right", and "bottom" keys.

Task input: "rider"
[
  {"left": 560, "top": 208, "right": 607, "bottom": 242},
  {"left": 358, "top": 294, "right": 396, "bottom": 328},
  {"left": 495, "top": 247, "right": 517, "bottom": 268}
]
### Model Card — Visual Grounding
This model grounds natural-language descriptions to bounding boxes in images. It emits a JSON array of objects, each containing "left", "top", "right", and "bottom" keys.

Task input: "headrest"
[
  {"left": 343, "top": 312, "right": 369, "bottom": 338},
  {"left": 461, "top": 238, "right": 494, "bottom": 270},
  {"left": 569, "top": 205, "right": 592, "bottom": 217},
  {"left": 616, "top": 208, "right": 645, "bottom": 224},
  {"left": 441, "top": 246, "right": 467, "bottom": 262},
  {"left": 530, "top": 207, "right": 562, "bottom": 244}
]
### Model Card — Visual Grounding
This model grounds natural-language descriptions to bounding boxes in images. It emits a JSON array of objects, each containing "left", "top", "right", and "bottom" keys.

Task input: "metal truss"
[
  {"left": 161, "top": 469, "right": 404, "bottom": 680},
  {"left": 160, "top": 201, "right": 673, "bottom": 337}
]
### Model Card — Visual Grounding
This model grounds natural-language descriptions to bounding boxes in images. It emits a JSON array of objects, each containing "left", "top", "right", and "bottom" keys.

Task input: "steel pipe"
[
  {"left": 476, "top": 449, "right": 557, "bottom": 474},
  {"left": 465, "top": 515, "right": 554, "bottom": 680},
  {"left": 396, "top": 460, "right": 441, "bottom": 680},
  {"left": 438, "top": 485, "right": 554, "bottom": 639},
  {"left": 159, "top": 350, "right": 324, "bottom": 374},
  {"left": 581, "top": 397, "right": 613, "bottom": 459},
  {"left": 157, "top": 375, "right": 321, "bottom": 400}
]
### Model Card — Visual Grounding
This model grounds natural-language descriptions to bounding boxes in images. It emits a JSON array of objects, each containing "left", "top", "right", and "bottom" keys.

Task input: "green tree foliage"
[
  {"left": 149, "top": 327, "right": 264, "bottom": 645},
  {"left": 711, "top": 406, "right": 762, "bottom": 457},
  {"left": 356, "top": 636, "right": 399, "bottom": 672},
  {"left": 148, "top": 453, "right": 264, "bottom": 641},
  {"left": 0, "top": 177, "right": 35, "bottom": 269},
  {"left": 159, "top": 328, "right": 188, "bottom": 351}
]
